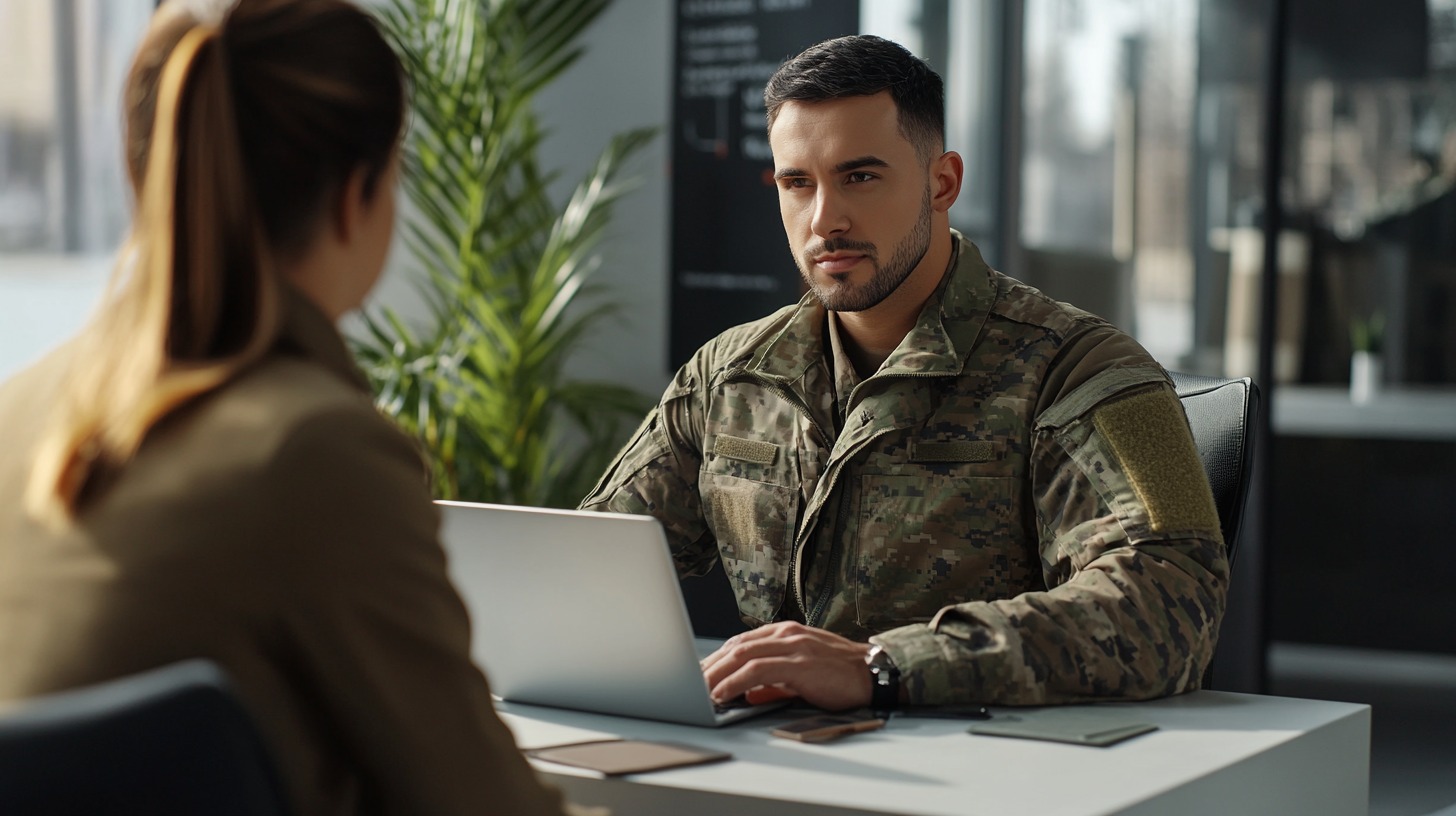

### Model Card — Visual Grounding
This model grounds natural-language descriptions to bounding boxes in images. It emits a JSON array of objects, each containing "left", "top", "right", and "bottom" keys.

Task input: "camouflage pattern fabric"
[{"left": 581, "top": 232, "right": 1228, "bottom": 706}]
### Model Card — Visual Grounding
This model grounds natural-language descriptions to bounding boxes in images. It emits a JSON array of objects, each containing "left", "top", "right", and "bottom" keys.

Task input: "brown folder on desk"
[{"left": 527, "top": 739, "right": 732, "bottom": 776}]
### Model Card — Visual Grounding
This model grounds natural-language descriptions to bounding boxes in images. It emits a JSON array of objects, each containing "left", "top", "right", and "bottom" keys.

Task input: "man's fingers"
[
  {"left": 699, "top": 627, "right": 776, "bottom": 671},
  {"left": 701, "top": 625, "right": 808, "bottom": 679},
  {"left": 702, "top": 638, "right": 788, "bottom": 692},
  {"left": 745, "top": 684, "right": 795, "bottom": 705},
  {"left": 709, "top": 655, "right": 801, "bottom": 703},
  {"left": 699, "top": 623, "right": 875, "bottom": 710}
]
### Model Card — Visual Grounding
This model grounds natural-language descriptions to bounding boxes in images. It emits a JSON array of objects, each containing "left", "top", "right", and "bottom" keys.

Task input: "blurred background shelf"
[{"left": 1274, "top": 385, "right": 1456, "bottom": 440}]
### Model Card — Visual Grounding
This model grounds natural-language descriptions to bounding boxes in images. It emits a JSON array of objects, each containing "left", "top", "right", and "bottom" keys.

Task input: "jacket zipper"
[
  {"left": 800, "top": 370, "right": 958, "bottom": 626},
  {"left": 743, "top": 368, "right": 955, "bottom": 627}
]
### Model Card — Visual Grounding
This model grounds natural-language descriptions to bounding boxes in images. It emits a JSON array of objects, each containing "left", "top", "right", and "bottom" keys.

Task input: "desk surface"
[{"left": 501, "top": 690, "right": 1370, "bottom": 816}]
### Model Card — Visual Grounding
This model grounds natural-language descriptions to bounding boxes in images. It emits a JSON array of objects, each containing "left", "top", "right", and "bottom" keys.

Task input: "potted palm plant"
[{"left": 354, "top": 0, "right": 655, "bottom": 507}]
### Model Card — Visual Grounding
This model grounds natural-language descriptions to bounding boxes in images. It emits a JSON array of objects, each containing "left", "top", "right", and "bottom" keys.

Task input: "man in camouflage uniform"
[{"left": 581, "top": 35, "right": 1227, "bottom": 711}]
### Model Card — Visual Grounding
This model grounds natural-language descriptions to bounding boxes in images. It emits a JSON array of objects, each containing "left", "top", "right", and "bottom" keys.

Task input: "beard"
[{"left": 796, "top": 185, "right": 933, "bottom": 312}]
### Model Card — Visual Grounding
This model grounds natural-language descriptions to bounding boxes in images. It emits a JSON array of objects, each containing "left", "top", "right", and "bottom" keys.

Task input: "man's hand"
[{"left": 700, "top": 622, "right": 873, "bottom": 711}]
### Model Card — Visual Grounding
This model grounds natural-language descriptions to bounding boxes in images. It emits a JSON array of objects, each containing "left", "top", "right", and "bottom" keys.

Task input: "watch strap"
[{"left": 867, "top": 646, "right": 900, "bottom": 715}]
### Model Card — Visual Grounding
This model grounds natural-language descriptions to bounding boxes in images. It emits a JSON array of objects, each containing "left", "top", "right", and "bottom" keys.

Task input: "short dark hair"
[{"left": 764, "top": 35, "right": 944, "bottom": 160}]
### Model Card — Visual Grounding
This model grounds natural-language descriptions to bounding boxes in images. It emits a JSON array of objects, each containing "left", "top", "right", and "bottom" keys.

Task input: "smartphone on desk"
[{"left": 771, "top": 714, "right": 886, "bottom": 743}]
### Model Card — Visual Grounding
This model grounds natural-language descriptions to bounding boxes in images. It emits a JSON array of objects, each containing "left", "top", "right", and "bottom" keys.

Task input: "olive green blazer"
[{"left": 0, "top": 291, "right": 568, "bottom": 816}]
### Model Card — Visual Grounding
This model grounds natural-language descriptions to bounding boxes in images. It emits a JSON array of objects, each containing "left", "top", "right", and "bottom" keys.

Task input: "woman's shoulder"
[
  {"left": 200, "top": 351, "right": 379, "bottom": 434},
  {"left": 149, "top": 350, "right": 417, "bottom": 486},
  {"left": 126, "top": 350, "right": 435, "bottom": 544},
  {"left": 236, "top": 349, "right": 374, "bottom": 411}
]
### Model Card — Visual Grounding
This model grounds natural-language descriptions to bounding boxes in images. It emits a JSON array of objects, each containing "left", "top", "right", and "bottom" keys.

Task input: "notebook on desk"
[{"left": 437, "top": 500, "right": 785, "bottom": 727}]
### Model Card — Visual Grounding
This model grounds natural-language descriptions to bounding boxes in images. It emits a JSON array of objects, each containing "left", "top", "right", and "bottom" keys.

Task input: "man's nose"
[{"left": 810, "top": 187, "right": 850, "bottom": 238}]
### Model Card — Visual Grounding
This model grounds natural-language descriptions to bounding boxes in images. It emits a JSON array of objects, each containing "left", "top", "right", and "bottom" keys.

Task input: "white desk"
[{"left": 501, "top": 691, "right": 1370, "bottom": 816}]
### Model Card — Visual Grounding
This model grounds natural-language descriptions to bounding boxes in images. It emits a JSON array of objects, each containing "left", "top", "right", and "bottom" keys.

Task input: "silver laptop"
[{"left": 437, "top": 500, "right": 785, "bottom": 727}]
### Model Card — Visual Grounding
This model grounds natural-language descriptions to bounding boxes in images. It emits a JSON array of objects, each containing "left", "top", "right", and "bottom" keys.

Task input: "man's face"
[{"left": 769, "top": 92, "right": 933, "bottom": 313}]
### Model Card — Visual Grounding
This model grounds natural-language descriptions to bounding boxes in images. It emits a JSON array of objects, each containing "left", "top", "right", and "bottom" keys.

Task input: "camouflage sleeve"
[
  {"left": 578, "top": 366, "right": 719, "bottom": 578},
  {"left": 872, "top": 368, "right": 1229, "bottom": 706}
]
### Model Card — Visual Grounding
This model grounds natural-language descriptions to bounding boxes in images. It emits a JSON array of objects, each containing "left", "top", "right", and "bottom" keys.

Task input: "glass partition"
[
  {"left": 1019, "top": 0, "right": 1201, "bottom": 365},
  {"left": 0, "top": 0, "right": 150, "bottom": 253}
]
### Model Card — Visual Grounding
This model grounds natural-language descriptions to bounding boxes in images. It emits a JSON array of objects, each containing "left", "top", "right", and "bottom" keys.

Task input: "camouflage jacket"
[{"left": 582, "top": 233, "right": 1228, "bottom": 706}]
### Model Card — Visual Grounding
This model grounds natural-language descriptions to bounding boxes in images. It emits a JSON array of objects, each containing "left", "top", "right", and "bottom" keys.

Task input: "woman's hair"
[
  {"left": 764, "top": 35, "right": 944, "bottom": 161},
  {"left": 26, "top": 0, "right": 406, "bottom": 523}
]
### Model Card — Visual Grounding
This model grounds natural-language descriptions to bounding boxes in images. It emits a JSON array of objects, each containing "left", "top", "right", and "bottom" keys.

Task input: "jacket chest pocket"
[
  {"left": 853, "top": 473, "right": 1033, "bottom": 628},
  {"left": 699, "top": 468, "right": 798, "bottom": 626}
]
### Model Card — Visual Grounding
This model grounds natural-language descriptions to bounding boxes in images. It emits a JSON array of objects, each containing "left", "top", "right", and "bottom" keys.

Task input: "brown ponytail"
[{"left": 26, "top": 0, "right": 404, "bottom": 524}]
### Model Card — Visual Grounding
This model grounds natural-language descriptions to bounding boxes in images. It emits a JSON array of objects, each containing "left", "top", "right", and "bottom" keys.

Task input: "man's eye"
[
  {"left": 782, "top": 178, "right": 811, "bottom": 189},
  {"left": 847, "top": 172, "right": 875, "bottom": 184}
]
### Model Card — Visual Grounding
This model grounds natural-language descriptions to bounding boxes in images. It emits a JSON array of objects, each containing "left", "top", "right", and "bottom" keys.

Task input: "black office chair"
[
  {"left": 1168, "top": 371, "right": 1260, "bottom": 566},
  {"left": 0, "top": 659, "right": 293, "bottom": 816}
]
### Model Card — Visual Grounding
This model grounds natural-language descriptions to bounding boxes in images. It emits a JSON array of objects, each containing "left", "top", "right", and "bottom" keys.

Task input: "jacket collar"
[
  {"left": 747, "top": 230, "right": 996, "bottom": 383},
  {"left": 275, "top": 287, "right": 371, "bottom": 393}
]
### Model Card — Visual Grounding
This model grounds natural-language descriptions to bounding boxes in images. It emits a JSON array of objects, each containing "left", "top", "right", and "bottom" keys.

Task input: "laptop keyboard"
[{"left": 712, "top": 694, "right": 753, "bottom": 715}]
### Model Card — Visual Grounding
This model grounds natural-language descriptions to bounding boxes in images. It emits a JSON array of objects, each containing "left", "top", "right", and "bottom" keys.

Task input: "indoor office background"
[{"left": 1, "top": 1, "right": 1453, "bottom": 814}]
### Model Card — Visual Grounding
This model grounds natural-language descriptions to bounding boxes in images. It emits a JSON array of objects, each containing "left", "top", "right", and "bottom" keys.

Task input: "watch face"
[{"left": 867, "top": 645, "right": 896, "bottom": 671}]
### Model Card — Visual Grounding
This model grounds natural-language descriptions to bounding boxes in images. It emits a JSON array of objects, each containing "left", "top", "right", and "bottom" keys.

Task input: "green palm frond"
[{"left": 355, "top": 0, "right": 655, "bottom": 506}]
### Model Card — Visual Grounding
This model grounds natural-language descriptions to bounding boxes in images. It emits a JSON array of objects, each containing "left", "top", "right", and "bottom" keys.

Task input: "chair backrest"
[
  {"left": 0, "top": 660, "right": 293, "bottom": 816},
  {"left": 1168, "top": 371, "right": 1260, "bottom": 565}
]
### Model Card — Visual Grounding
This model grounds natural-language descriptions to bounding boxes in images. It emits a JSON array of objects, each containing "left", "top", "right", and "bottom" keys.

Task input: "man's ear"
[
  {"left": 331, "top": 166, "right": 370, "bottom": 242},
  {"left": 930, "top": 150, "right": 964, "bottom": 214}
]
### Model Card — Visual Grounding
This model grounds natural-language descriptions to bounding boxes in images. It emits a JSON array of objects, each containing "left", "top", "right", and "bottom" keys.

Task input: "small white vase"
[{"left": 1350, "top": 351, "right": 1383, "bottom": 404}]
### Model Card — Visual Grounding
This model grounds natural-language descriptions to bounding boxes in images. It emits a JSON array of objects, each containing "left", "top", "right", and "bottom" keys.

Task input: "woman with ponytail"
[{"left": 0, "top": 2, "right": 580, "bottom": 813}]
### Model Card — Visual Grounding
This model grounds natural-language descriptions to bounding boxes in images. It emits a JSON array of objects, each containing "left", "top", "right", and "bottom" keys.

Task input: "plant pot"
[{"left": 1350, "top": 351, "right": 1383, "bottom": 404}]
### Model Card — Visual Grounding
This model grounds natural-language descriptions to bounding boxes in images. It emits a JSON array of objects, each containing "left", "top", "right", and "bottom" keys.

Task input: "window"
[
  {"left": 1020, "top": 0, "right": 1199, "bottom": 365},
  {"left": 0, "top": 0, "right": 151, "bottom": 253},
  {"left": 0, "top": 1, "right": 151, "bottom": 381}
]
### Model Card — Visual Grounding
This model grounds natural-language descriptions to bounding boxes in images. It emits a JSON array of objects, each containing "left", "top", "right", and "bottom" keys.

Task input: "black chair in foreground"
[
  {"left": 1168, "top": 371, "right": 1260, "bottom": 566},
  {"left": 0, "top": 659, "right": 292, "bottom": 816}
]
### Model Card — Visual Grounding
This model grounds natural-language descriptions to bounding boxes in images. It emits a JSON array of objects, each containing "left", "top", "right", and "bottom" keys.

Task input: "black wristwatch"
[{"left": 865, "top": 644, "right": 901, "bottom": 716}]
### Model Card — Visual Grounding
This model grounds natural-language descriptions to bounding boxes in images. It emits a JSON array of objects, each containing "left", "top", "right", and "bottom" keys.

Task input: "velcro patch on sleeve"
[
  {"left": 910, "top": 440, "right": 994, "bottom": 463},
  {"left": 713, "top": 434, "right": 779, "bottom": 465},
  {"left": 1092, "top": 388, "right": 1218, "bottom": 534}
]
